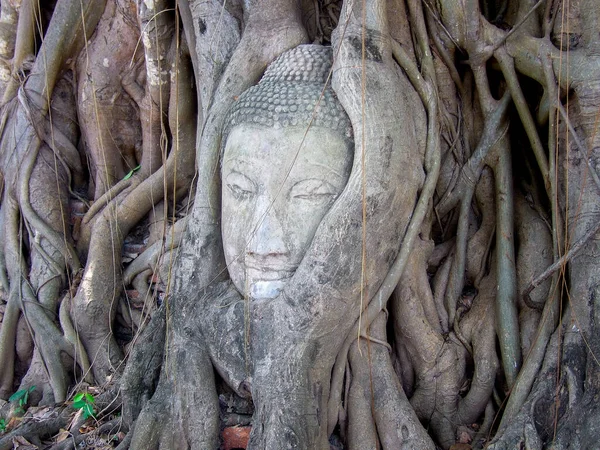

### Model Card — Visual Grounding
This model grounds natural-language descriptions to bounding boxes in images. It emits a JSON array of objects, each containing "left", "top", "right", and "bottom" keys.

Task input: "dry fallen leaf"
[
  {"left": 11, "top": 435, "right": 38, "bottom": 449},
  {"left": 78, "top": 423, "right": 95, "bottom": 434},
  {"left": 54, "top": 428, "right": 71, "bottom": 443}
]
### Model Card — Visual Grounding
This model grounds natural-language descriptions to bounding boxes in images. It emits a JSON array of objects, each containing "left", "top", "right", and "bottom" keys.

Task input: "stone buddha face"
[
  {"left": 220, "top": 44, "right": 353, "bottom": 300},
  {"left": 221, "top": 124, "right": 353, "bottom": 300}
]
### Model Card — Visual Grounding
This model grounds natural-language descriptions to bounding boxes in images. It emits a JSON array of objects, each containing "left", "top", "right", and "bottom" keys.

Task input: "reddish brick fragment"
[{"left": 221, "top": 426, "right": 251, "bottom": 450}]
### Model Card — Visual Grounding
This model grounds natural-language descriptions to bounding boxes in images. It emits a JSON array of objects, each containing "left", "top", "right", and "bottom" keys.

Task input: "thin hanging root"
[
  {"left": 435, "top": 92, "right": 511, "bottom": 218},
  {"left": 58, "top": 296, "right": 93, "bottom": 384},
  {"left": 500, "top": 277, "right": 560, "bottom": 428},
  {"left": 423, "top": 7, "right": 463, "bottom": 92},
  {"left": 556, "top": 101, "right": 600, "bottom": 191},
  {"left": 445, "top": 94, "right": 510, "bottom": 326},
  {"left": 17, "top": 115, "right": 80, "bottom": 272},
  {"left": 0, "top": 199, "right": 21, "bottom": 397},
  {"left": 496, "top": 50, "right": 550, "bottom": 191},
  {"left": 493, "top": 137, "right": 521, "bottom": 388},
  {"left": 522, "top": 219, "right": 600, "bottom": 304}
]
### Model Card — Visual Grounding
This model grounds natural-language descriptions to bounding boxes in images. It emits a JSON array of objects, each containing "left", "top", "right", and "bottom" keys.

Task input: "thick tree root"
[
  {"left": 121, "top": 304, "right": 166, "bottom": 425},
  {"left": 129, "top": 316, "right": 220, "bottom": 449},
  {"left": 347, "top": 313, "right": 435, "bottom": 449},
  {"left": 0, "top": 406, "right": 71, "bottom": 450}
]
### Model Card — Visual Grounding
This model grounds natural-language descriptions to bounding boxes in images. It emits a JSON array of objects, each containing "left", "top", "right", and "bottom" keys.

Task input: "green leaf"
[
  {"left": 82, "top": 403, "right": 95, "bottom": 420},
  {"left": 0, "top": 418, "right": 6, "bottom": 433},
  {"left": 123, "top": 165, "right": 141, "bottom": 180},
  {"left": 73, "top": 400, "right": 86, "bottom": 410},
  {"left": 9, "top": 389, "right": 27, "bottom": 403},
  {"left": 84, "top": 393, "right": 95, "bottom": 404},
  {"left": 73, "top": 393, "right": 85, "bottom": 403}
]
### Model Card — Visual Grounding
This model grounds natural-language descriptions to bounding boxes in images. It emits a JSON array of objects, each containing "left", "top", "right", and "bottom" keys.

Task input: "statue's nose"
[{"left": 247, "top": 204, "right": 287, "bottom": 257}]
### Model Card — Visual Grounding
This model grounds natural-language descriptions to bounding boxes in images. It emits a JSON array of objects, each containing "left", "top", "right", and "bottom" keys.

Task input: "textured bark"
[{"left": 0, "top": 0, "right": 600, "bottom": 449}]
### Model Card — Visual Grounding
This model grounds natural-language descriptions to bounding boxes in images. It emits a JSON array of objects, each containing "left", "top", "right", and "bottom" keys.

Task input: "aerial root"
[
  {"left": 82, "top": 178, "right": 134, "bottom": 225},
  {"left": 17, "top": 133, "right": 80, "bottom": 272},
  {"left": 495, "top": 50, "right": 549, "bottom": 189},
  {"left": 59, "top": 296, "right": 93, "bottom": 384},
  {"left": 0, "top": 286, "right": 20, "bottom": 398},
  {"left": 123, "top": 216, "right": 187, "bottom": 286},
  {"left": 471, "top": 400, "right": 495, "bottom": 448},
  {"left": 456, "top": 272, "right": 498, "bottom": 424},
  {"left": 0, "top": 199, "right": 22, "bottom": 398}
]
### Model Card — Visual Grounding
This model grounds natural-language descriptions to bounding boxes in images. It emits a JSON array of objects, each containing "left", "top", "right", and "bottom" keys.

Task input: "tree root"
[
  {"left": 72, "top": 40, "right": 197, "bottom": 382},
  {"left": 0, "top": 406, "right": 72, "bottom": 450},
  {"left": 121, "top": 304, "right": 166, "bottom": 426},
  {"left": 493, "top": 134, "right": 521, "bottom": 387},
  {"left": 122, "top": 216, "right": 187, "bottom": 286},
  {"left": 48, "top": 417, "right": 125, "bottom": 450},
  {"left": 522, "top": 218, "right": 600, "bottom": 305},
  {"left": 347, "top": 312, "right": 435, "bottom": 449},
  {"left": 456, "top": 271, "right": 498, "bottom": 425},
  {"left": 82, "top": 179, "right": 133, "bottom": 225},
  {"left": 129, "top": 331, "right": 220, "bottom": 450},
  {"left": 59, "top": 296, "right": 93, "bottom": 384},
  {"left": 0, "top": 76, "right": 92, "bottom": 403},
  {"left": 326, "top": 1, "right": 441, "bottom": 435}
]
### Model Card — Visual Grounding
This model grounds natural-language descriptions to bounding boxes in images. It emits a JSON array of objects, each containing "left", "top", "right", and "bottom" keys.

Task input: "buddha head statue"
[{"left": 221, "top": 45, "right": 354, "bottom": 300}]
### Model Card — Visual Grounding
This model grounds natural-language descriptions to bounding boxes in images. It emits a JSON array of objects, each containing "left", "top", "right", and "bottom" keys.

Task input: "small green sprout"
[
  {"left": 9, "top": 386, "right": 35, "bottom": 415},
  {"left": 123, "top": 165, "right": 141, "bottom": 180},
  {"left": 72, "top": 392, "right": 96, "bottom": 420},
  {"left": 0, "top": 418, "right": 6, "bottom": 434}
]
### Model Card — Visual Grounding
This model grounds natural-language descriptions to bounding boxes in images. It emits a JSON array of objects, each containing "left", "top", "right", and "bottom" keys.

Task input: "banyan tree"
[{"left": 0, "top": 0, "right": 599, "bottom": 449}]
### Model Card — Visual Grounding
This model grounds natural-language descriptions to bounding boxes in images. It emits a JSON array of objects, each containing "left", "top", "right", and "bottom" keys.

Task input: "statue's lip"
[{"left": 244, "top": 264, "right": 296, "bottom": 281}]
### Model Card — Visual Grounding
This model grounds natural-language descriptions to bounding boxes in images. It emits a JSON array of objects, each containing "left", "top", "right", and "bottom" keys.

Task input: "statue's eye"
[
  {"left": 291, "top": 179, "right": 338, "bottom": 200},
  {"left": 226, "top": 172, "right": 256, "bottom": 200}
]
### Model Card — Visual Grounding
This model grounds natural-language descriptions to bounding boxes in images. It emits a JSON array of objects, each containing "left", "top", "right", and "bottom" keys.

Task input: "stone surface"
[{"left": 221, "top": 124, "right": 352, "bottom": 300}]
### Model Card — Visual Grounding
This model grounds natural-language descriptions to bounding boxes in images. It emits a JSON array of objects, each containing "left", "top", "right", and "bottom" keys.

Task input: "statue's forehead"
[
  {"left": 222, "top": 124, "right": 353, "bottom": 178},
  {"left": 224, "top": 124, "right": 351, "bottom": 157}
]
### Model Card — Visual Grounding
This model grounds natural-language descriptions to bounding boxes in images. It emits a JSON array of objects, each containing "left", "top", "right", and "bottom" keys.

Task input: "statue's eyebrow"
[
  {"left": 221, "top": 156, "right": 255, "bottom": 168},
  {"left": 223, "top": 168, "right": 258, "bottom": 185},
  {"left": 309, "top": 161, "right": 345, "bottom": 180}
]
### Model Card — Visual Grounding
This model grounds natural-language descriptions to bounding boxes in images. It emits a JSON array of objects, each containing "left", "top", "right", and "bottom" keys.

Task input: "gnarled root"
[
  {"left": 128, "top": 295, "right": 220, "bottom": 450},
  {"left": 121, "top": 304, "right": 166, "bottom": 425},
  {"left": 346, "top": 312, "right": 435, "bottom": 449}
]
